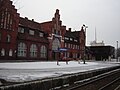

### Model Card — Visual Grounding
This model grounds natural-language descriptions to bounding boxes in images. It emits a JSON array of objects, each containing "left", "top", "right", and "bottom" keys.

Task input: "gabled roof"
[
  {"left": 19, "top": 17, "right": 41, "bottom": 30},
  {"left": 64, "top": 30, "right": 80, "bottom": 39}
]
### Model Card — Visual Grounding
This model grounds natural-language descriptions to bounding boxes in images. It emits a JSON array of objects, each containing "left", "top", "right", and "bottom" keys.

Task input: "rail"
[{"left": 62, "top": 68, "right": 120, "bottom": 90}]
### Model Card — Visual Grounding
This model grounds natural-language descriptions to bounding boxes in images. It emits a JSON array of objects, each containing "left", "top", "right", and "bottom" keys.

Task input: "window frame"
[
  {"left": 1, "top": 48, "right": 5, "bottom": 56},
  {"left": 7, "top": 34, "right": 11, "bottom": 43},
  {"left": 39, "top": 32, "right": 44, "bottom": 37},
  {"left": 9, "top": 49, "right": 13, "bottom": 56},
  {"left": 18, "top": 27, "right": 25, "bottom": 33},
  {"left": 17, "top": 42, "right": 27, "bottom": 57},
  {"left": 40, "top": 45, "right": 47, "bottom": 58},
  {"left": 30, "top": 44, "right": 37, "bottom": 57},
  {"left": 29, "top": 30, "right": 35, "bottom": 35}
]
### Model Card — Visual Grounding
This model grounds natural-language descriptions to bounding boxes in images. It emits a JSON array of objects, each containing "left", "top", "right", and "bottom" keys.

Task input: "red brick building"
[
  {"left": 0, "top": 0, "right": 19, "bottom": 60},
  {"left": 0, "top": 0, "right": 86, "bottom": 61},
  {"left": 17, "top": 17, "right": 49, "bottom": 60}
]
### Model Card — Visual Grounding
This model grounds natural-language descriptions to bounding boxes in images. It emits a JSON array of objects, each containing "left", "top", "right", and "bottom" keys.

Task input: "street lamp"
[
  {"left": 116, "top": 41, "right": 118, "bottom": 62},
  {"left": 83, "top": 24, "right": 88, "bottom": 64}
]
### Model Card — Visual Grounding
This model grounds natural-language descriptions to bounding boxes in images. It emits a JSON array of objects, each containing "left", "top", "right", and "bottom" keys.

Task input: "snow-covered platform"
[{"left": 0, "top": 60, "right": 119, "bottom": 83}]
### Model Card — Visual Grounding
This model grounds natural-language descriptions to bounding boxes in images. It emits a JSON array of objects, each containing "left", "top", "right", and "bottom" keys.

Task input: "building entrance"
[{"left": 52, "top": 38, "right": 60, "bottom": 60}]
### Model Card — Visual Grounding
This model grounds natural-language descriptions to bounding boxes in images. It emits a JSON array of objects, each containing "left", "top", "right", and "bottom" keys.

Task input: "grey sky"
[{"left": 13, "top": 0, "right": 120, "bottom": 47}]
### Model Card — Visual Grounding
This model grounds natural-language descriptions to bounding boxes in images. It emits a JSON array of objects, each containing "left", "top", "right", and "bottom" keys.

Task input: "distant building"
[
  {"left": 87, "top": 46, "right": 115, "bottom": 60},
  {"left": 86, "top": 27, "right": 115, "bottom": 60},
  {"left": 90, "top": 41, "right": 105, "bottom": 46},
  {"left": 86, "top": 41, "right": 114, "bottom": 60},
  {"left": 63, "top": 27, "right": 85, "bottom": 60},
  {"left": 0, "top": 0, "right": 85, "bottom": 61}
]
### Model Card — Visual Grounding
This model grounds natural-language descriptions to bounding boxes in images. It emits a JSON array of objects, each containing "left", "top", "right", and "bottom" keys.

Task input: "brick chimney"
[{"left": 69, "top": 28, "right": 71, "bottom": 32}]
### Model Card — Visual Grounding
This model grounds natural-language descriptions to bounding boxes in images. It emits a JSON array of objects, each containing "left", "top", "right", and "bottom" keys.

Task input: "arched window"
[
  {"left": 1, "top": 48, "right": 5, "bottom": 56},
  {"left": 9, "top": 49, "right": 12, "bottom": 56},
  {"left": 40, "top": 45, "right": 47, "bottom": 58},
  {"left": 7, "top": 34, "right": 11, "bottom": 42},
  {"left": 52, "top": 38, "right": 60, "bottom": 51},
  {"left": 18, "top": 42, "right": 27, "bottom": 57},
  {"left": 30, "top": 44, "right": 37, "bottom": 57}
]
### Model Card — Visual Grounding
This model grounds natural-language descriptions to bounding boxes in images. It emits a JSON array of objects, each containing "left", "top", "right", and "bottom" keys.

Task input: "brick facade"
[
  {"left": 0, "top": 0, "right": 85, "bottom": 61},
  {"left": 0, "top": 0, "right": 19, "bottom": 60}
]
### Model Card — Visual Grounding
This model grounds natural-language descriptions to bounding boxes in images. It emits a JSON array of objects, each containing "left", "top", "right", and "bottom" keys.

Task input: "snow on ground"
[
  {"left": 0, "top": 61, "right": 98, "bottom": 69},
  {"left": 0, "top": 60, "right": 119, "bottom": 82}
]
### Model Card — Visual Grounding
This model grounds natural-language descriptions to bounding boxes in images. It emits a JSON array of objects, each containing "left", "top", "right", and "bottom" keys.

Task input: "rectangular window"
[
  {"left": 39, "top": 32, "right": 44, "bottom": 37},
  {"left": 9, "top": 49, "right": 12, "bottom": 56},
  {"left": 73, "top": 45, "right": 75, "bottom": 49},
  {"left": 75, "top": 45, "right": 77, "bottom": 49},
  {"left": 64, "top": 52, "right": 67, "bottom": 57},
  {"left": 29, "top": 30, "right": 34, "bottom": 35},
  {"left": 9, "top": 18, "right": 12, "bottom": 30},
  {"left": 67, "top": 52, "right": 69, "bottom": 57},
  {"left": 7, "top": 35, "right": 11, "bottom": 43},
  {"left": 64, "top": 43, "right": 67, "bottom": 47},
  {"left": 74, "top": 39, "right": 77, "bottom": 42},
  {"left": 68, "top": 44, "right": 70, "bottom": 48},
  {"left": 70, "top": 38, "right": 73, "bottom": 41},
  {"left": 71, "top": 44, "right": 72, "bottom": 48},
  {"left": 65, "top": 37, "right": 69, "bottom": 40},
  {"left": 56, "top": 30, "right": 58, "bottom": 34},
  {"left": 54, "top": 29, "right": 56, "bottom": 34},
  {"left": 18, "top": 27, "right": 25, "bottom": 33},
  {"left": 4, "top": 10, "right": 8, "bottom": 29},
  {"left": 58, "top": 31, "right": 60, "bottom": 35},
  {"left": 7, "top": 13, "right": 10, "bottom": 29},
  {"left": 1, "top": 48, "right": 5, "bottom": 56},
  {"left": 73, "top": 53, "right": 75, "bottom": 58}
]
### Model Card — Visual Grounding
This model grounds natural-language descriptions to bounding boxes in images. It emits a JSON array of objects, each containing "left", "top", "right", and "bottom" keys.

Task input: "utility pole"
[
  {"left": 116, "top": 41, "right": 118, "bottom": 62},
  {"left": 83, "top": 24, "right": 88, "bottom": 64}
]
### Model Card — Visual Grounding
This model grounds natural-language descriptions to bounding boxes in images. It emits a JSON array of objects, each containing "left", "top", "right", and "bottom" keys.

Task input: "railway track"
[{"left": 61, "top": 68, "right": 120, "bottom": 90}]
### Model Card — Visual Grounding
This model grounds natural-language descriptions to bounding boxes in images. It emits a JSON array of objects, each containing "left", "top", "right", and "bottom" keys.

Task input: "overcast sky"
[{"left": 12, "top": 0, "right": 120, "bottom": 48}]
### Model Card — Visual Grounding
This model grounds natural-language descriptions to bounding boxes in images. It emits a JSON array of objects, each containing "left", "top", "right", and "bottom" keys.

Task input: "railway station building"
[{"left": 0, "top": 0, "right": 86, "bottom": 61}]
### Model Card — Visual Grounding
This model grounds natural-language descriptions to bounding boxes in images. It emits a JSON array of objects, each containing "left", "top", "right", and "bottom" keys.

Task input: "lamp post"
[
  {"left": 116, "top": 41, "right": 118, "bottom": 62},
  {"left": 83, "top": 24, "right": 88, "bottom": 64}
]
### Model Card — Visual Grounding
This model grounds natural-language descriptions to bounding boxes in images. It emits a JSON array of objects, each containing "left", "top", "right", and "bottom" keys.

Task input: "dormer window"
[
  {"left": 18, "top": 27, "right": 25, "bottom": 33},
  {"left": 74, "top": 39, "right": 77, "bottom": 42},
  {"left": 65, "top": 37, "right": 69, "bottom": 40},
  {"left": 70, "top": 38, "right": 73, "bottom": 41},
  {"left": 39, "top": 32, "right": 44, "bottom": 37},
  {"left": 29, "top": 30, "right": 34, "bottom": 35}
]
